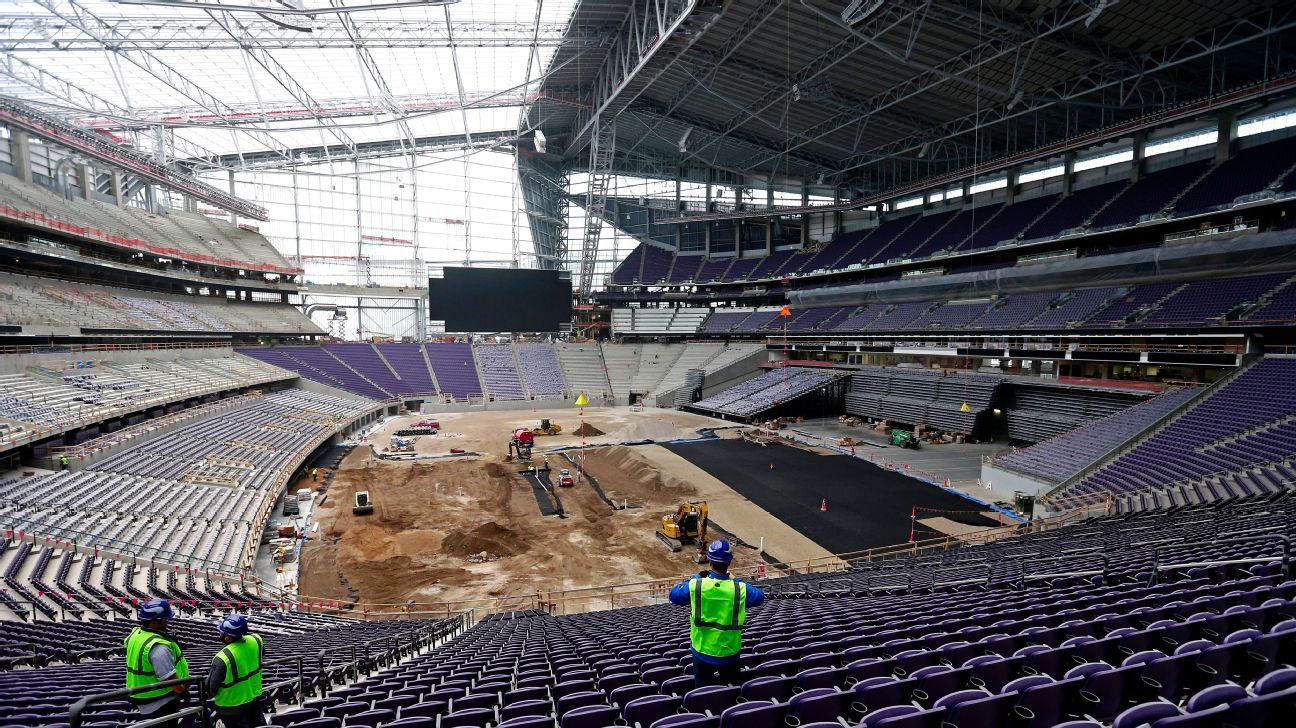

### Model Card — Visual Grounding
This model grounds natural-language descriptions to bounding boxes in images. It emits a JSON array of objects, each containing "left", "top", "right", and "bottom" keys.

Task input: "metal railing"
[
  {"left": 70, "top": 677, "right": 212, "bottom": 728},
  {"left": 1149, "top": 533, "right": 1290, "bottom": 586}
]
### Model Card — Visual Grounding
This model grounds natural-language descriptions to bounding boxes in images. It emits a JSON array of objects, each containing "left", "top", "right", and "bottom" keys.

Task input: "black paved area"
[{"left": 663, "top": 439, "right": 998, "bottom": 554}]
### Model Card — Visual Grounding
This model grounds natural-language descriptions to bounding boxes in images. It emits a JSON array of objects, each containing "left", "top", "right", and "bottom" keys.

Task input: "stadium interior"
[{"left": 0, "top": 0, "right": 1293, "bottom": 727}]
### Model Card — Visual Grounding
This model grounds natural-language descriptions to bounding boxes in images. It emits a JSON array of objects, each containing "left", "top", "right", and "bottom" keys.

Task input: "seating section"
[
  {"left": 517, "top": 344, "right": 567, "bottom": 399},
  {"left": 476, "top": 345, "right": 526, "bottom": 399},
  {"left": 604, "top": 136, "right": 1296, "bottom": 288},
  {"left": 845, "top": 367, "right": 1003, "bottom": 436},
  {"left": 1051, "top": 357, "right": 1296, "bottom": 510},
  {"left": 0, "top": 354, "right": 291, "bottom": 445},
  {"left": 0, "top": 389, "right": 369, "bottom": 610},
  {"left": 554, "top": 343, "right": 612, "bottom": 402},
  {"left": 613, "top": 308, "right": 710, "bottom": 336},
  {"left": 0, "top": 272, "right": 319, "bottom": 335},
  {"left": 239, "top": 343, "right": 504, "bottom": 402},
  {"left": 168, "top": 492, "right": 1296, "bottom": 728},
  {"left": 996, "top": 387, "right": 1202, "bottom": 485},
  {"left": 424, "top": 343, "right": 483, "bottom": 400},
  {"left": 689, "top": 367, "right": 848, "bottom": 418},
  {"left": 672, "top": 271, "right": 1296, "bottom": 337},
  {"left": 1135, "top": 273, "right": 1291, "bottom": 327},
  {"left": 0, "top": 614, "right": 449, "bottom": 717},
  {"left": 0, "top": 173, "right": 298, "bottom": 275},
  {"left": 1005, "top": 386, "right": 1165, "bottom": 445}
]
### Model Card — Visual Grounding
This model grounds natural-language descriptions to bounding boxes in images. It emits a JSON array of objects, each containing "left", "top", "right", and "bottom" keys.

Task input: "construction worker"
[
  {"left": 206, "top": 614, "right": 266, "bottom": 727},
  {"left": 310, "top": 467, "right": 319, "bottom": 482},
  {"left": 124, "top": 599, "right": 189, "bottom": 727},
  {"left": 668, "top": 539, "right": 764, "bottom": 688},
  {"left": 59, "top": 455, "right": 69, "bottom": 471},
  {"left": 543, "top": 455, "right": 550, "bottom": 472}
]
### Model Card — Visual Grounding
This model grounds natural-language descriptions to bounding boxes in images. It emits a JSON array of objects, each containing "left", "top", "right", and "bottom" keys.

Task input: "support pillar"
[
  {"left": 1215, "top": 111, "right": 1237, "bottom": 163},
  {"left": 11, "top": 131, "right": 32, "bottom": 184},
  {"left": 1130, "top": 134, "right": 1147, "bottom": 183},
  {"left": 1060, "top": 153, "right": 1076, "bottom": 197},
  {"left": 703, "top": 175, "right": 712, "bottom": 255},
  {"left": 800, "top": 182, "right": 810, "bottom": 246},
  {"left": 76, "top": 164, "right": 93, "bottom": 201},
  {"left": 1004, "top": 169, "right": 1019, "bottom": 205},
  {"left": 110, "top": 171, "right": 124, "bottom": 206}
]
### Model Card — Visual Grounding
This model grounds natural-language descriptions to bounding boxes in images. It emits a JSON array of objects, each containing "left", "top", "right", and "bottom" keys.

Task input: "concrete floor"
[{"left": 786, "top": 418, "right": 1016, "bottom": 506}]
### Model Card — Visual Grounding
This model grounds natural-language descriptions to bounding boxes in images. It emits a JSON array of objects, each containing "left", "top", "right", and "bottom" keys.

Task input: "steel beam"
[
  {"left": 205, "top": 9, "right": 358, "bottom": 155},
  {"left": 835, "top": 7, "right": 1296, "bottom": 195},
  {"left": 0, "top": 54, "right": 224, "bottom": 162},
  {"left": 0, "top": 16, "right": 607, "bottom": 51},
  {"left": 33, "top": 0, "right": 298, "bottom": 166},
  {"left": 182, "top": 129, "right": 517, "bottom": 170},
  {"left": 0, "top": 98, "right": 267, "bottom": 218}
]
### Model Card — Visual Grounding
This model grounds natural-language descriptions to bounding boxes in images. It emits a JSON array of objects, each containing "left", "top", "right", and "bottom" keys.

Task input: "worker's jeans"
[
  {"left": 692, "top": 657, "right": 741, "bottom": 688},
  {"left": 216, "top": 700, "right": 266, "bottom": 728}
]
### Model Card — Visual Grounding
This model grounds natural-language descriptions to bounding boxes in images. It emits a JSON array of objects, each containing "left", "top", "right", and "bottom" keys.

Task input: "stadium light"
[
  {"left": 841, "top": 0, "right": 884, "bottom": 26},
  {"left": 678, "top": 127, "right": 693, "bottom": 154}
]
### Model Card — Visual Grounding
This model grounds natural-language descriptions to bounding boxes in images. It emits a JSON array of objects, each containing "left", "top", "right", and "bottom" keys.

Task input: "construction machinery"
[
  {"left": 558, "top": 468, "right": 575, "bottom": 487},
  {"left": 889, "top": 429, "right": 921, "bottom": 449},
  {"left": 507, "top": 428, "right": 535, "bottom": 462},
  {"left": 531, "top": 418, "right": 562, "bottom": 436},
  {"left": 353, "top": 490, "right": 374, "bottom": 515},
  {"left": 657, "top": 500, "right": 709, "bottom": 562},
  {"left": 389, "top": 435, "right": 416, "bottom": 453}
]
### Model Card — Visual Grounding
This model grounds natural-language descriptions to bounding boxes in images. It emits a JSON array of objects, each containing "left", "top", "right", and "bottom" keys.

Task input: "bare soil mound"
[
  {"left": 611, "top": 419, "right": 694, "bottom": 442},
  {"left": 573, "top": 422, "right": 605, "bottom": 437},
  {"left": 441, "top": 522, "right": 524, "bottom": 558}
]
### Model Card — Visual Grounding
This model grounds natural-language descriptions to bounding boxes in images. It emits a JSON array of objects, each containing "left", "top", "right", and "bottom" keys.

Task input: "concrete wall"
[{"left": 980, "top": 462, "right": 1055, "bottom": 499}]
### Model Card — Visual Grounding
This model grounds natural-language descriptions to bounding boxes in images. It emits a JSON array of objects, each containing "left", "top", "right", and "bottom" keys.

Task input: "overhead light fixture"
[
  {"left": 1084, "top": 0, "right": 1109, "bottom": 28},
  {"left": 841, "top": 0, "right": 885, "bottom": 26},
  {"left": 1007, "top": 89, "right": 1024, "bottom": 111},
  {"left": 791, "top": 84, "right": 802, "bottom": 102},
  {"left": 678, "top": 127, "right": 693, "bottom": 154},
  {"left": 816, "top": 172, "right": 826, "bottom": 185},
  {"left": 534, "top": 129, "right": 547, "bottom": 154},
  {"left": 918, "top": 141, "right": 931, "bottom": 158}
]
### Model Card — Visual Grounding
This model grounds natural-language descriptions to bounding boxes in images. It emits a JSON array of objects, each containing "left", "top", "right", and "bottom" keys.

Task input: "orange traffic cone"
[{"left": 820, "top": 499, "right": 827, "bottom": 512}]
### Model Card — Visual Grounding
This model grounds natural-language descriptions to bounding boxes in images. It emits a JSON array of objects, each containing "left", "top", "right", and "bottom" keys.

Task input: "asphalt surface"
[{"left": 663, "top": 439, "right": 998, "bottom": 554}]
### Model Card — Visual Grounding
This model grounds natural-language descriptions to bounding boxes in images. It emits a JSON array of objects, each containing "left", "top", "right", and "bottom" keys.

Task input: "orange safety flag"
[{"left": 779, "top": 305, "right": 792, "bottom": 317}]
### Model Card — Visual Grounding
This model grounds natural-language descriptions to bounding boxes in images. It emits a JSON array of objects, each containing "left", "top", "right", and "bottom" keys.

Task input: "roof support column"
[
  {"left": 801, "top": 182, "right": 809, "bottom": 247},
  {"left": 1130, "top": 134, "right": 1147, "bottom": 183},
  {"left": 75, "top": 163, "right": 93, "bottom": 201},
  {"left": 1004, "top": 169, "right": 1019, "bottom": 205},
  {"left": 109, "top": 170, "right": 123, "bottom": 206},
  {"left": 1060, "top": 152, "right": 1076, "bottom": 197},
  {"left": 1216, "top": 110, "right": 1238, "bottom": 163},
  {"left": 703, "top": 174, "right": 712, "bottom": 256},
  {"left": 10, "top": 130, "right": 31, "bottom": 184}
]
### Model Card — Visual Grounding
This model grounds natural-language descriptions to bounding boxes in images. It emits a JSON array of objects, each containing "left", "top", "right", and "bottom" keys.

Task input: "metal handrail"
[
  {"left": 1149, "top": 533, "right": 1290, "bottom": 585},
  {"left": 69, "top": 676, "right": 210, "bottom": 728}
]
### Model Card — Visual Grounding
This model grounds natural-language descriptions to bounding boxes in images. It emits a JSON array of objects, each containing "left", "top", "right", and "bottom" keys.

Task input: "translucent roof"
[{"left": 1, "top": 0, "right": 579, "bottom": 163}]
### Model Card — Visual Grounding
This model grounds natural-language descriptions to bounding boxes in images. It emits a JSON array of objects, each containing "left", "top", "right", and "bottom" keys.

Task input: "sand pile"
[
  {"left": 611, "top": 419, "right": 694, "bottom": 442},
  {"left": 441, "top": 522, "right": 524, "bottom": 559},
  {"left": 573, "top": 422, "right": 605, "bottom": 437},
  {"left": 581, "top": 446, "right": 696, "bottom": 498}
]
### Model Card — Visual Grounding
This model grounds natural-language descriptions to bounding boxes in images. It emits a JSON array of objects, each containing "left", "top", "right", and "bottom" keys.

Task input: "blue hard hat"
[
  {"left": 706, "top": 539, "right": 733, "bottom": 564},
  {"left": 138, "top": 598, "right": 174, "bottom": 622},
  {"left": 216, "top": 614, "right": 249, "bottom": 638}
]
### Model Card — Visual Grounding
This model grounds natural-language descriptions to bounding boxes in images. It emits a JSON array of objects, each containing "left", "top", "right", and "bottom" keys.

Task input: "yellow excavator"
[
  {"left": 531, "top": 418, "right": 563, "bottom": 436},
  {"left": 657, "top": 500, "right": 709, "bottom": 563}
]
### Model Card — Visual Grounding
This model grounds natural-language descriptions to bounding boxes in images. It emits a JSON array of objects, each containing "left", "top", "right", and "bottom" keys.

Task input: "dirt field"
[
  {"left": 361, "top": 406, "right": 730, "bottom": 458},
  {"left": 299, "top": 437, "right": 731, "bottom": 611}
]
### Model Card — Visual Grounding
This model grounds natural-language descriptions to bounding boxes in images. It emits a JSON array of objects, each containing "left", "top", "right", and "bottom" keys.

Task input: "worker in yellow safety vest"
[
  {"left": 124, "top": 599, "right": 189, "bottom": 727},
  {"left": 206, "top": 614, "right": 265, "bottom": 727},
  {"left": 668, "top": 539, "right": 765, "bottom": 687}
]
